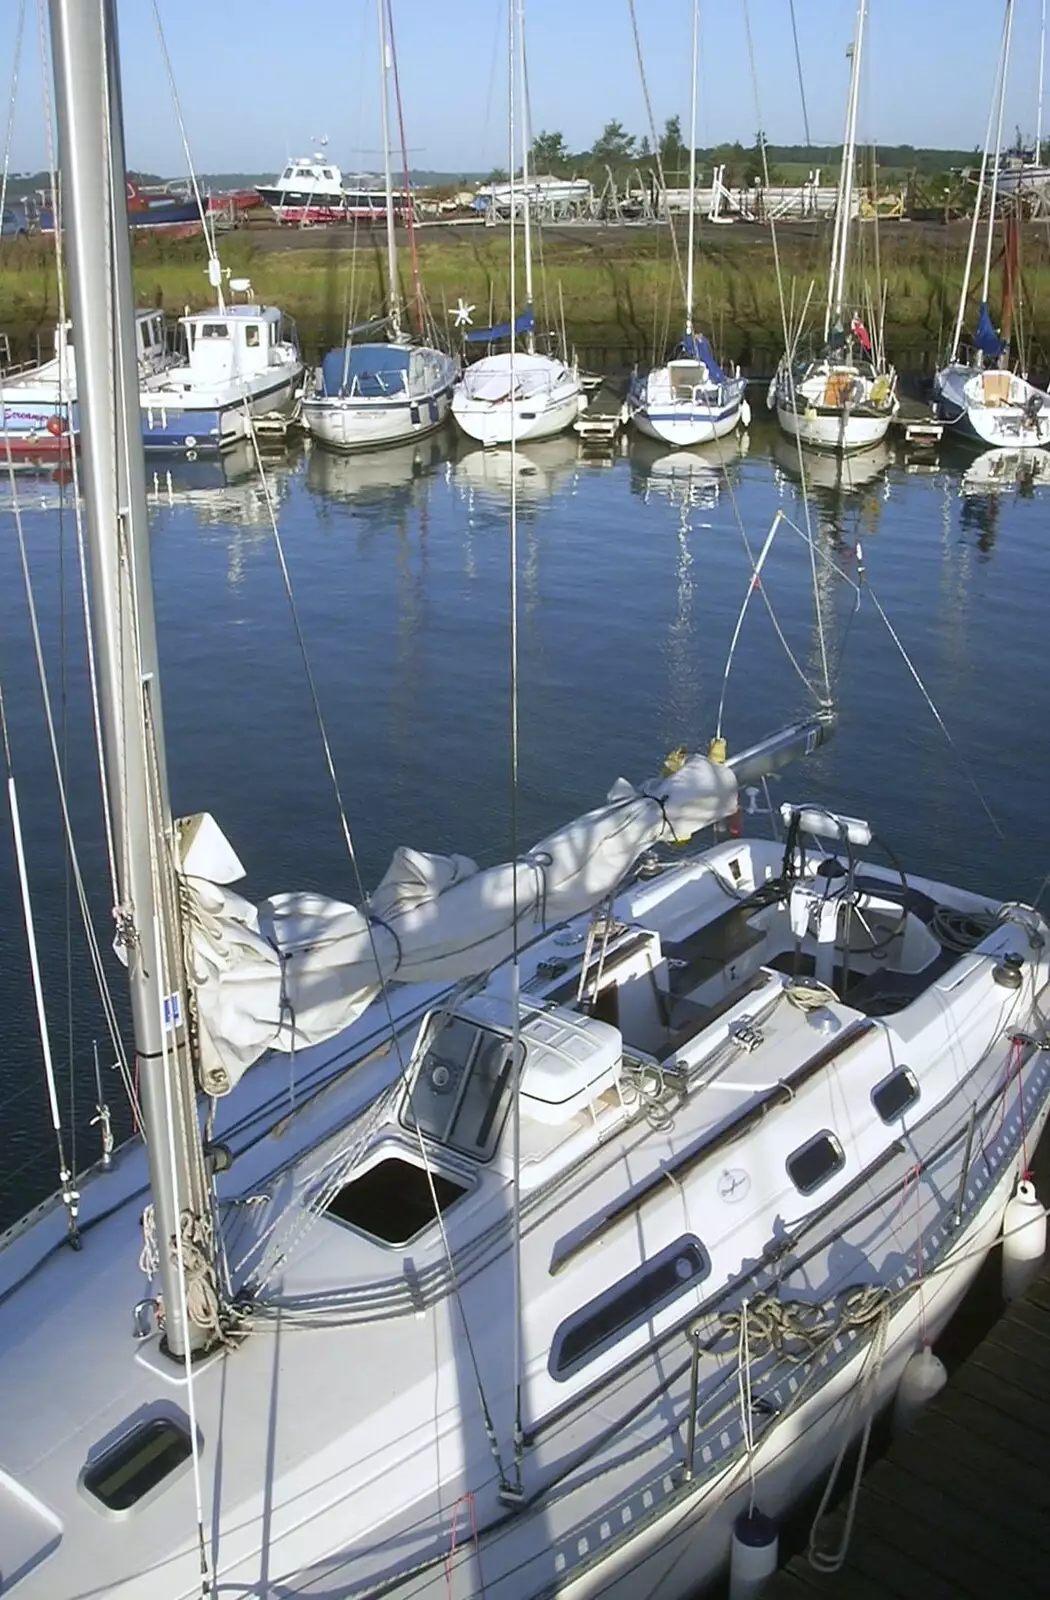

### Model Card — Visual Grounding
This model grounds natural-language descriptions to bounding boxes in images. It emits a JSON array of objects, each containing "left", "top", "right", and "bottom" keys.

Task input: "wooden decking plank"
[
  {"left": 899, "top": 1412, "right": 1050, "bottom": 1552},
  {"left": 804, "top": 1523, "right": 937, "bottom": 1598},
  {"left": 848, "top": 1475, "right": 1010, "bottom": 1599},
  {"left": 767, "top": 1555, "right": 903, "bottom": 1600},
  {"left": 1021, "top": 1270, "right": 1050, "bottom": 1316},
  {"left": 953, "top": 1348, "right": 1050, "bottom": 1437},
  {"left": 864, "top": 1459, "right": 1046, "bottom": 1588},
  {"left": 926, "top": 1377, "right": 1050, "bottom": 1469},
  {"left": 991, "top": 1296, "right": 1050, "bottom": 1365}
]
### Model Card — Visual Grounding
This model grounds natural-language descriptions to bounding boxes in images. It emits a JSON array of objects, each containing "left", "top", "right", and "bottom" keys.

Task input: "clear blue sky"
[{"left": 2, "top": 0, "right": 1045, "bottom": 178}]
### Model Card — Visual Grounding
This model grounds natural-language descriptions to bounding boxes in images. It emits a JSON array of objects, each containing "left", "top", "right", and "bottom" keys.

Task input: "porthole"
[
  {"left": 786, "top": 1130, "right": 845, "bottom": 1196},
  {"left": 550, "top": 1235, "right": 710, "bottom": 1380},
  {"left": 871, "top": 1066, "right": 920, "bottom": 1124}
]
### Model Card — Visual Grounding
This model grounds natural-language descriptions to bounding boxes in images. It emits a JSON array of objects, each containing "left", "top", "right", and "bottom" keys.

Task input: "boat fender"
[
  {"left": 740, "top": 397, "right": 752, "bottom": 429},
  {"left": 729, "top": 1508, "right": 778, "bottom": 1599},
  {"left": 892, "top": 1346, "right": 946, "bottom": 1435},
  {"left": 46, "top": 413, "right": 67, "bottom": 436},
  {"left": 577, "top": 392, "right": 589, "bottom": 414},
  {"left": 765, "top": 377, "right": 777, "bottom": 411},
  {"left": 1002, "top": 1178, "right": 1046, "bottom": 1301}
]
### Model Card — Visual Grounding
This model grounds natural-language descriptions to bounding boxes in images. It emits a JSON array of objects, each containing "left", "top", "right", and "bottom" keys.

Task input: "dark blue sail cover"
[
  {"left": 681, "top": 332, "right": 726, "bottom": 382},
  {"left": 319, "top": 343, "right": 410, "bottom": 398},
  {"left": 464, "top": 307, "right": 535, "bottom": 345},
  {"left": 973, "top": 301, "right": 1004, "bottom": 359}
]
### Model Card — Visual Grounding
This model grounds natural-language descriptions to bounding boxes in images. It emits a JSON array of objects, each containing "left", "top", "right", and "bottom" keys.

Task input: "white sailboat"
[
  {"left": 627, "top": 0, "right": 748, "bottom": 448},
  {"left": 934, "top": 0, "right": 1050, "bottom": 450},
  {"left": 300, "top": 0, "right": 457, "bottom": 453},
  {"left": 770, "top": 0, "right": 899, "bottom": 453},
  {"left": 6, "top": 5, "right": 1050, "bottom": 1600},
  {"left": 451, "top": 1, "right": 585, "bottom": 448}
]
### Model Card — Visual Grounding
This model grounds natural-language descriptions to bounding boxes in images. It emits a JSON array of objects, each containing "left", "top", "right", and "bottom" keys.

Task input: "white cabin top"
[
  {"left": 178, "top": 305, "right": 298, "bottom": 384},
  {"left": 273, "top": 158, "right": 344, "bottom": 196}
]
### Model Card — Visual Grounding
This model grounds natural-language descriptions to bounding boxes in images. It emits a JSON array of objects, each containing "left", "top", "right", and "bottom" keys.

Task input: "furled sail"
[{"left": 178, "top": 754, "right": 738, "bottom": 1095}]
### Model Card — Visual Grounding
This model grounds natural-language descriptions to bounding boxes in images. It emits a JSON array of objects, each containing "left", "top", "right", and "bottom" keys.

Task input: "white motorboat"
[
  {"left": 5, "top": 6, "right": 1050, "bottom": 1600},
  {"left": 451, "top": 2, "right": 584, "bottom": 447},
  {"left": 628, "top": 1, "right": 748, "bottom": 448},
  {"left": 301, "top": 1, "right": 457, "bottom": 453},
  {"left": 934, "top": 0, "right": 1050, "bottom": 450},
  {"left": 770, "top": 0, "right": 898, "bottom": 453},
  {"left": 256, "top": 150, "right": 348, "bottom": 225}
]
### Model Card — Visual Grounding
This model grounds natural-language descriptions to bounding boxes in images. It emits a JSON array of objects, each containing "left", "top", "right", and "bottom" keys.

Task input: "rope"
[{"left": 806, "top": 1300, "right": 890, "bottom": 1574}]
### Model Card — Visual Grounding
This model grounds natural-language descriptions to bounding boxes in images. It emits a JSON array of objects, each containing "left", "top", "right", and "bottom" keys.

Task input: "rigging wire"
[
  {"left": 242, "top": 414, "right": 510, "bottom": 1485},
  {"left": 627, "top": 0, "right": 688, "bottom": 311},
  {"left": 150, "top": 0, "right": 222, "bottom": 267},
  {"left": 788, "top": 0, "right": 811, "bottom": 146},
  {"left": 741, "top": 0, "right": 831, "bottom": 705}
]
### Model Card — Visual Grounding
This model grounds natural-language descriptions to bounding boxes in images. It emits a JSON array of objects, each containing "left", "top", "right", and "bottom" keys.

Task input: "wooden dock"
[
  {"left": 763, "top": 1258, "right": 1050, "bottom": 1599},
  {"left": 890, "top": 394, "right": 944, "bottom": 448},
  {"left": 575, "top": 373, "right": 628, "bottom": 448}
]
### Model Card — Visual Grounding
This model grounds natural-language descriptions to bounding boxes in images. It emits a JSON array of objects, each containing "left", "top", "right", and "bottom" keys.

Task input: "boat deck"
[{"left": 764, "top": 1252, "right": 1050, "bottom": 1599}]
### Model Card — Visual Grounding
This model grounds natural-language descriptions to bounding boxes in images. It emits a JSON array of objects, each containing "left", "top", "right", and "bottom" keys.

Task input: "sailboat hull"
[
  {"left": 934, "top": 362, "right": 1050, "bottom": 449},
  {"left": 629, "top": 377, "right": 749, "bottom": 448},
  {"left": 452, "top": 353, "right": 584, "bottom": 446},
  {"left": 775, "top": 399, "right": 892, "bottom": 453},
  {"left": 302, "top": 381, "right": 454, "bottom": 452}
]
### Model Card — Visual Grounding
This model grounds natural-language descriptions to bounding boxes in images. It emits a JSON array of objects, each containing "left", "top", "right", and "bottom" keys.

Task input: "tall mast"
[
  {"left": 48, "top": 0, "right": 210, "bottom": 1359},
  {"left": 981, "top": 0, "right": 1015, "bottom": 308},
  {"left": 1038, "top": 0, "right": 1046, "bottom": 165},
  {"left": 830, "top": 0, "right": 866, "bottom": 335},
  {"left": 515, "top": 0, "right": 535, "bottom": 353},
  {"left": 684, "top": 0, "right": 699, "bottom": 340},
  {"left": 377, "top": 0, "right": 401, "bottom": 338},
  {"left": 950, "top": 1, "right": 1012, "bottom": 362}
]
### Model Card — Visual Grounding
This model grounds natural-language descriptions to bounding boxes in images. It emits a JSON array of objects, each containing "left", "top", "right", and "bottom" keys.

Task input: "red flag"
[{"left": 850, "top": 314, "right": 872, "bottom": 354}]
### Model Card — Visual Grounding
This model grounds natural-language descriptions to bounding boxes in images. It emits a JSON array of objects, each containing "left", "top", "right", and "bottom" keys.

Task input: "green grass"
[{"left": 3, "top": 223, "right": 1049, "bottom": 369}]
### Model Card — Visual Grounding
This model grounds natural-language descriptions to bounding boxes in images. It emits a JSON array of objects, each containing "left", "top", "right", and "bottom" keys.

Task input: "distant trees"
[
  {"left": 591, "top": 120, "right": 636, "bottom": 166},
  {"left": 530, "top": 130, "right": 570, "bottom": 174}
]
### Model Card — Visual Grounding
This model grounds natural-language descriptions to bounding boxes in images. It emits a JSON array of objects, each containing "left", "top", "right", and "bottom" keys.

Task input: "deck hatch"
[{"left": 83, "top": 1417, "right": 192, "bottom": 1513}]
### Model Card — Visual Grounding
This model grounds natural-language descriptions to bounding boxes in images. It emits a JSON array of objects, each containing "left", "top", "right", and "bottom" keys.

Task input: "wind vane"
[{"left": 452, "top": 297, "right": 475, "bottom": 328}]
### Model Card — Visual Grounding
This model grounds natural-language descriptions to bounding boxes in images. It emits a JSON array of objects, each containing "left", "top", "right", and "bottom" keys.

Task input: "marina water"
[{"left": 2, "top": 415, "right": 1049, "bottom": 1225}]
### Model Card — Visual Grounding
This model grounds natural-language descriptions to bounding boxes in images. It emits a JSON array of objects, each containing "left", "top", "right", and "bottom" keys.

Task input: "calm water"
[{"left": 2, "top": 415, "right": 1050, "bottom": 1224}]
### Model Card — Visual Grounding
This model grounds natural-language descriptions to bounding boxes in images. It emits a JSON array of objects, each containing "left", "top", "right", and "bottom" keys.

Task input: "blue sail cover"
[
  {"left": 319, "top": 343, "right": 410, "bottom": 398},
  {"left": 464, "top": 307, "right": 535, "bottom": 345},
  {"left": 681, "top": 332, "right": 727, "bottom": 383},
  {"left": 973, "top": 302, "right": 1004, "bottom": 360}
]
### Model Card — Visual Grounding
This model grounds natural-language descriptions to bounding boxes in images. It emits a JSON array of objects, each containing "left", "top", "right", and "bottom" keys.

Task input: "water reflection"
[
  {"left": 771, "top": 433, "right": 893, "bottom": 552},
  {"left": 628, "top": 431, "right": 747, "bottom": 514},
  {"left": 959, "top": 447, "right": 1050, "bottom": 499},
  {"left": 446, "top": 432, "right": 584, "bottom": 508},
  {"left": 305, "top": 430, "right": 446, "bottom": 511}
]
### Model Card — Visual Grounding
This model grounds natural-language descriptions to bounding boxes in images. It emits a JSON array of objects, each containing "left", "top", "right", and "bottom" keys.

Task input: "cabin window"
[
  {"left": 201, "top": 323, "right": 229, "bottom": 340},
  {"left": 245, "top": 325, "right": 260, "bottom": 348},
  {"left": 83, "top": 1417, "right": 192, "bottom": 1513},
  {"left": 550, "top": 1236, "right": 710, "bottom": 1380},
  {"left": 401, "top": 1015, "right": 517, "bottom": 1161},
  {"left": 280, "top": 168, "right": 293, "bottom": 182},
  {"left": 786, "top": 1130, "right": 845, "bottom": 1196},
  {"left": 324, "top": 1156, "right": 468, "bottom": 1245},
  {"left": 140, "top": 322, "right": 153, "bottom": 348},
  {"left": 322, "top": 167, "right": 334, "bottom": 179},
  {"left": 871, "top": 1066, "right": 920, "bottom": 1124}
]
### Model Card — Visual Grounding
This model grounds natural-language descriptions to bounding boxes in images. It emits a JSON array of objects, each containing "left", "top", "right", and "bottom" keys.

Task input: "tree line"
[{"left": 490, "top": 120, "right": 983, "bottom": 186}]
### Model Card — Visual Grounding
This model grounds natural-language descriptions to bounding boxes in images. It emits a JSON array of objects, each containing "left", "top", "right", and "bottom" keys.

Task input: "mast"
[
  {"left": 515, "top": 0, "right": 535, "bottom": 354},
  {"left": 828, "top": 0, "right": 866, "bottom": 337},
  {"left": 1038, "top": 0, "right": 1046, "bottom": 166},
  {"left": 950, "top": 1, "right": 1012, "bottom": 362},
  {"left": 684, "top": 0, "right": 699, "bottom": 340},
  {"left": 981, "top": 0, "right": 1015, "bottom": 309},
  {"left": 377, "top": 0, "right": 401, "bottom": 338},
  {"left": 49, "top": 0, "right": 210, "bottom": 1359}
]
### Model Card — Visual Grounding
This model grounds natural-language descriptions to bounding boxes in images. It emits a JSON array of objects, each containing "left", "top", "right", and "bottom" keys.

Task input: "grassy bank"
[{"left": 3, "top": 221, "right": 1049, "bottom": 373}]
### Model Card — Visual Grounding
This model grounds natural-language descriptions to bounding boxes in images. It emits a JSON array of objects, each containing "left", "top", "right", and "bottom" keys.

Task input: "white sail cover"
[{"left": 181, "top": 755, "right": 738, "bottom": 1094}]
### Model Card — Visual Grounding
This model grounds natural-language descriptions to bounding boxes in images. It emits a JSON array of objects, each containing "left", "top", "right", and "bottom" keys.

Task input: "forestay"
[{"left": 179, "top": 754, "right": 738, "bottom": 1094}]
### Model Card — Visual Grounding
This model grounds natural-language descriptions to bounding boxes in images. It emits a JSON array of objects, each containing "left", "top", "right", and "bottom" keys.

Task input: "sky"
[{"left": 1, "top": 0, "right": 1045, "bottom": 180}]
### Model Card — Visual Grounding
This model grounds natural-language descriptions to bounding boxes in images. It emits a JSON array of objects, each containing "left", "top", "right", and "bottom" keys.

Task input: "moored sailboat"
[
  {"left": 769, "top": 0, "right": 898, "bottom": 453},
  {"left": 934, "top": 0, "right": 1050, "bottom": 450},
  {"left": 628, "top": 0, "right": 748, "bottom": 448},
  {"left": 451, "top": 0, "right": 584, "bottom": 448},
  {"left": 300, "top": 0, "right": 457, "bottom": 452}
]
